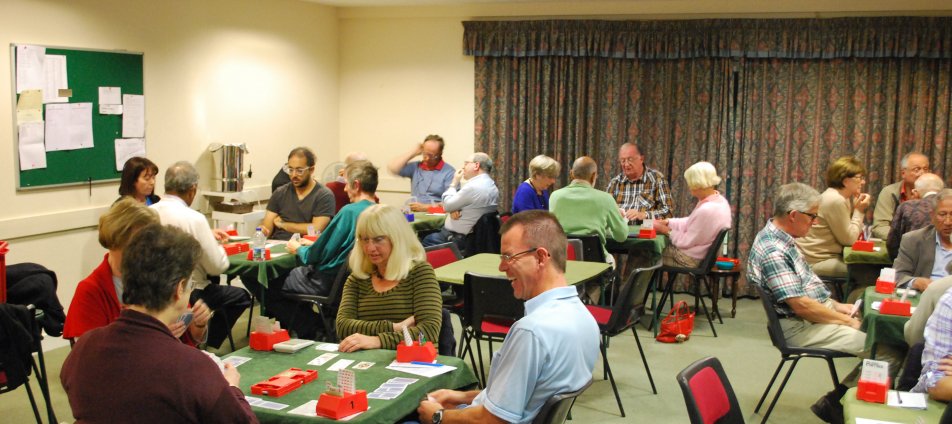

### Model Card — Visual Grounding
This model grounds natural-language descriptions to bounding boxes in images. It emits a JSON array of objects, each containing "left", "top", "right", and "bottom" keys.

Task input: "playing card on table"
[
  {"left": 315, "top": 343, "right": 340, "bottom": 352},
  {"left": 353, "top": 361, "right": 375, "bottom": 370},
  {"left": 222, "top": 356, "right": 251, "bottom": 367},
  {"left": 308, "top": 352, "right": 338, "bottom": 366},
  {"left": 328, "top": 359, "right": 355, "bottom": 372},
  {"left": 368, "top": 392, "right": 397, "bottom": 400}
]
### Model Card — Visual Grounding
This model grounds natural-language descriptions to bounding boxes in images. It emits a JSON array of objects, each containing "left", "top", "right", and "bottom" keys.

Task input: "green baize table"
[
  {"left": 842, "top": 387, "right": 946, "bottom": 423},
  {"left": 843, "top": 241, "right": 893, "bottom": 298},
  {"left": 605, "top": 225, "right": 668, "bottom": 257},
  {"left": 226, "top": 243, "right": 300, "bottom": 313},
  {"left": 410, "top": 213, "right": 446, "bottom": 234},
  {"left": 224, "top": 346, "right": 477, "bottom": 423},
  {"left": 860, "top": 286, "right": 920, "bottom": 358}
]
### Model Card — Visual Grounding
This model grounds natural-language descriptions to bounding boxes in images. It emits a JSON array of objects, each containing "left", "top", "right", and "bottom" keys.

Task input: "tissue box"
[
  {"left": 396, "top": 341, "right": 438, "bottom": 363},
  {"left": 249, "top": 329, "right": 290, "bottom": 351},
  {"left": 879, "top": 298, "right": 911, "bottom": 316},
  {"left": 856, "top": 378, "right": 890, "bottom": 403},
  {"left": 317, "top": 390, "right": 368, "bottom": 419},
  {"left": 874, "top": 279, "right": 896, "bottom": 294},
  {"left": 852, "top": 240, "right": 875, "bottom": 252}
]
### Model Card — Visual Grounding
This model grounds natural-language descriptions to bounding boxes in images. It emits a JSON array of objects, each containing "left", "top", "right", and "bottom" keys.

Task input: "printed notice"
[
  {"left": 99, "top": 87, "right": 121, "bottom": 104},
  {"left": 45, "top": 103, "right": 94, "bottom": 151},
  {"left": 16, "top": 90, "right": 43, "bottom": 124},
  {"left": 122, "top": 94, "right": 145, "bottom": 137},
  {"left": 115, "top": 138, "right": 146, "bottom": 171},
  {"left": 18, "top": 122, "right": 46, "bottom": 170},
  {"left": 16, "top": 45, "right": 45, "bottom": 94},
  {"left": 43, "top": 54, "right": 69, "bottom": 104}
]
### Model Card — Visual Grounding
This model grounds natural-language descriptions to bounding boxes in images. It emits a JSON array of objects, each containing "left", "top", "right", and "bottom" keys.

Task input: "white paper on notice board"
[
  {"left": 45, "top": 103, "right": 94, "bottom": 151},
  {"left": 43, "top": 54, "right": 69, "bottom": 104},
  {"left": 99, "top": 86, "right": 121, "bottom": 105},
  {"left": 115, "top": 138, "right": 146, "bottom": 171},
  {"left": 18, "top": 122, "right": 47, "bottom": 170},
  {"left": 122, "top": 94, "right": 145, "bottom": 138},
  {"left": 16, "top": 45, "right": 45, "bottom": 94}
]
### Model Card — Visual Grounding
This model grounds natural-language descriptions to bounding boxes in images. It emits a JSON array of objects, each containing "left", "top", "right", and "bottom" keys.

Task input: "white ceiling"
[{"left": 306, "top": 0, "right": 630, "bottom": 7}]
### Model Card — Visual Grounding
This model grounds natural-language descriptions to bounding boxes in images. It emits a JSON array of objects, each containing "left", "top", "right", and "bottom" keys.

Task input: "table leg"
[
  {"left": 731, "top": 276, "right": 739, "bottom": 318},
  {"left": 710, "top": 277, "right": 723, "bottom": 323}
]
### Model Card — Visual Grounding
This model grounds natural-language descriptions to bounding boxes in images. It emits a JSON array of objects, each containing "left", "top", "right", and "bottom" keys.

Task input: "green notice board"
[{"left": 11, "top": 45, "right": 144, "bottom": 190}]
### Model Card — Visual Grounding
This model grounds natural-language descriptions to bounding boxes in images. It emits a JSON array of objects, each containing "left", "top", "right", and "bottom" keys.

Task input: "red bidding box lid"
[
  {"left": 879, "top": 298, "right": 912, "bottom": 316},
  {"left": 396, "top": 341, "right": 438, "bottom": 363},
  {"left": 874, "top": 279, "right": 896, "bottom": 294},
  {"left": 638, "top": 228, "right": 657, "bottom": 239},
  {"left": 852, "top": 240, "right": 875, "bottom": 252},
  {"left": 250, "top": 368, "right": 318, "bottom": 397}
]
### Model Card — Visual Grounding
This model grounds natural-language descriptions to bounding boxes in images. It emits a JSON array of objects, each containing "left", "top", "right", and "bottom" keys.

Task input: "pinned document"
[
  {"left": 122, "top": 94, "right": 145, "bottom": 137},
  {"left": 115, "top": 138, "right": 146, "bottom": 171},
  {"left": 45, "top": 103, "right": 93, "bottom": 151},
  {"left": 18, "top": 122, "right": 46, "bottom": 170}
]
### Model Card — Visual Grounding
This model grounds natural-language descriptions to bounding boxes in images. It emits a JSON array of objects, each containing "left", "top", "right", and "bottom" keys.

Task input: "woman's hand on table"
[
  {"left": 393, "top": 315, "right": 416, "bottom": 332},
  {"left": 338, "top": 333, "right": 381, "bottom": 352}
]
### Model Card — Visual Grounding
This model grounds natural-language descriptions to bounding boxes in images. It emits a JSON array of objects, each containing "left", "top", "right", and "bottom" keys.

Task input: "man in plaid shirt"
[
  {"left": 605, "top": 143, "right": 673, "bottom": 222},
  {"left": 913, "top": 289, "right": 952, "bottom": 401},
  {"left": 748, "top": 182, "right": 899, "bottom": 423}
]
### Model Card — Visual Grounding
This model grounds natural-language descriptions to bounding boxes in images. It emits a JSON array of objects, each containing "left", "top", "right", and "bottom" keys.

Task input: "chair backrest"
[
  {"left": 604, "top": 260, "right": 662, "bottom": 334},
  {"left": 694, "top": 228, "right": 730, "bottom": 273},
  {"left": 464, "top": 212, "right": 502, "bottom": 257},
  {"left": 531, "top": 379, "right": 593, "bottom": 424},
  {"left": 425, "top": 242, "right": 463, "bottom": 269},
  {"left": 462, "top": 272, "right": 524, "bottom": 335},
  {"left": 676, "top": 356, "right": 745, "bottom": 424},
  {"left": 565, "top": 233, "right": 605, "bottom": 263},
  {"left": 324, "top": 265, "right": 351, "bottom": 308},
  {"left": 751, "top": 284, "right": 789, "bottom": 351},
  {"left": 0, "top": 303, "right": 37, "bottom": 391},
  {"left": 437, "top": 308, "right": 456, "bottom": 356},
  {"left": 566, "top": 239, "right": 583, "bottom": 261}
]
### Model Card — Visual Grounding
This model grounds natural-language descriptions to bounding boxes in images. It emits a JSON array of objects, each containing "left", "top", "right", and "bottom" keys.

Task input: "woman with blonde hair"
[
  {"left": 655, "top": 161, "right": 732, "bottom": 267},
  {"left": 511, "top": 154, "right": 561, "bottom": 214},
  {"left": 336, "top": 204, "right": 443, "bottom": 352}
]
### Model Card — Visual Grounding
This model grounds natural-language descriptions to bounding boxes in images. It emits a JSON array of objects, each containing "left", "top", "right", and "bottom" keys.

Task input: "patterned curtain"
[{"left": 468, "top": 18, "right": 952, "bottom": 296}]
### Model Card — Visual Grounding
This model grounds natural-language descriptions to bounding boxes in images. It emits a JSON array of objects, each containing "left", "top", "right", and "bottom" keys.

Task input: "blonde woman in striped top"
[{"left": 336, "top": 204, "right": 443, "bottom": 352}]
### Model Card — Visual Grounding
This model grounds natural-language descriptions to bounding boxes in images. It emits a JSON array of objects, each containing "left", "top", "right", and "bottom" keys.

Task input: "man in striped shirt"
[{"left": 605, "top": 143, "right": 673, "bottom": 223}]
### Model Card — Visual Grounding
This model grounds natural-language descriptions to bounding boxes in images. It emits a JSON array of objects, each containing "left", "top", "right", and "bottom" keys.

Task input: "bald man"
[
  {"left": 887, "top": 173, "right": 945, "bottom": 260},
  {"left": 872, "top": 152, "right": 930, "bottom": 239}
]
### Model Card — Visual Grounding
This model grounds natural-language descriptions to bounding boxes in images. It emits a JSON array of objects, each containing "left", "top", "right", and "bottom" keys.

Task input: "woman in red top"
[{"left": 63, "top": 199, "right": 209, "bottom": 344}]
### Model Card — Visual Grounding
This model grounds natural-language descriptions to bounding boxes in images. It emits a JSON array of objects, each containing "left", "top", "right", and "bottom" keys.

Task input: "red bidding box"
[
  {"left": 879, "top": 298, "right": 912, "bottom": 316},
  {"left": 638, "top": 228, "right": 657, "bottom": 239},
  {"left": 396, "top": 341, "right": 438, "bottom": 363},
  {"left": 246, "top": 248, "right": 272, "bottom": 261},
  {"left": 316, "top": 390, "right": 368, "bottom": 419},
  {"left": 856, "top": 378, "right": 890, "bottom": 403},
  {"left": 223, "top": 242, "right": 250, "bottom": 256},
  {"left": 427, "top": 205, "right": 445, "bottom": 214},
  {"left": 874, "top": 279, "right": 896, "bottom": 294},
  {"left": 250, "top": 368, "right": 318, "bottom": 398},
  {"left": 249, "top": 329, "right": 290, "bottom": 351},
  {"left": 852, "top": 240, "right": 875, "bottom": 252}
]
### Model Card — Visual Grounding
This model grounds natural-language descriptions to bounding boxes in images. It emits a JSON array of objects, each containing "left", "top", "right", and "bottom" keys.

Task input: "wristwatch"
[{"left": 432, "top": 408, "right": 444, "bottom": 424}]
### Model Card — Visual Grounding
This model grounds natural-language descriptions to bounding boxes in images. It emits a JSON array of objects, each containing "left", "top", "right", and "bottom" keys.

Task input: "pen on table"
[
  {"left": 410, "top": 361, "right": 444, "bottom": 367},
  {"left": 897, "top": 390, "right": 903, "bottom": 405}
]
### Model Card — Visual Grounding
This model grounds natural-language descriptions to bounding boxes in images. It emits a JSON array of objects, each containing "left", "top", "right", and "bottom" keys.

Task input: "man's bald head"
[
  {"left": 915, "top": 173, "right": 945, "bottom": 196},
  {"left": 570, "top": 156, "right": 598, "bottom": 182}
]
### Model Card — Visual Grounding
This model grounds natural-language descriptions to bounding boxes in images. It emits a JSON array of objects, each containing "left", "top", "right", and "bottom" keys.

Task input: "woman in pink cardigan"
[{"left": 654, "top": 161, "right": 732, "bottom": 268}]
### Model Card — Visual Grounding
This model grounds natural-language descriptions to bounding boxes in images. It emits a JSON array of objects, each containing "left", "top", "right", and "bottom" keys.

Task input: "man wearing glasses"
[
  {"left": 416, "top": 211, "right": 598, "bottom": 424},
  {"left": 893, "top": 190, "right": 952, "bottom": 291},
  {"left": 872, "top": 152, "right": 930, "bottom": 239},
  {"left": 606, "top": 142, "right": 673, "bottom": 223},
  {"left": 388, "top": 135, "right": 456, "bottom": 212},
  {"left": 263, "top": 147, "right": 336, "bottom": 240},
  {"left": 748, "top": 182, "right": 900, "bottom": 423}
]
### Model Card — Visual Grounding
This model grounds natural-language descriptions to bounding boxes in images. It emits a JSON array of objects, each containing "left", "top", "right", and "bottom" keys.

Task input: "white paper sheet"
[
  {"left": 18, "top": 122, "right": 46, "bottom": 170},
  {"left": 100, "top": 104, "right": 123, "bottom": 115},
  {"left": 288, "top": 400, "right": 367, "bottom": 420},
  {"left": 114, "top": 138, "right": 146, "bottom": 170},
  {"left": 385, "top": 360, "right": 456, "bottom": 378},
  {"left": 43, "top": 54, "right": 69, "bottom": 104},
  {"left": 886, "top": 390, "right": 928, "bottom": 409},
  {"left": 16, "top": 45, "right": 45, "bottom": 94},
  {"left": 45, "top": 103, "right": 94, "bottom": 151},
  {"left": 99, "top": 86, "right": 121, "bottom": 104},
  {"left": 122, "top": 94, "right": 145, "bottom": 137},
  {"left": 16, "top": 89, "right": 43, "bottom": 124}
]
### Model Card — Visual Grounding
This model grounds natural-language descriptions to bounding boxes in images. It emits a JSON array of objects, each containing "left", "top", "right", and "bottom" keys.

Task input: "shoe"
[{"left": 810, "top": 386, "right": 845, "bottom": 424}]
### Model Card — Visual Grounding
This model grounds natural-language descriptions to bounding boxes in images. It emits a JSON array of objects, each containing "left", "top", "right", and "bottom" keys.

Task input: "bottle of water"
[{"left": 252, "top": 226, "right": 266, "bottom": 262}]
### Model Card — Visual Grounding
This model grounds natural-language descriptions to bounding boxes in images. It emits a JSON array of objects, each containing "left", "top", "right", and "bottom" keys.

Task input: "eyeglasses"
[
  {"left": 936, "top": 212, "right": 952, "bottom": 222},
  {"left": 795, "top": 210, "right": 819, "bottom": 221},
  {"left": 422, "top": 153, "right": 441, "bottom": 160},
  {"left": 359, "top": 235, "right": 389, "bottom": 246},
  {"left": 619, "top": 157, "right": 641, "bottom": 165},
  {"left": 905, "top": 166, "right": 930, "bottom": 173},
  {"left": 283, "top": 164, "right": 313, "bottom": 176},
  {"left": 500, "top": 247, "right": 538, "bottom": 264},
  {"left": 849, "top": 175, "right": 866, "bottom": 181}
]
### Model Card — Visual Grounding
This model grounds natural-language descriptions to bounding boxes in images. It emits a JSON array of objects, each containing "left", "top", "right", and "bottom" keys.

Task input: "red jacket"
[{"left": 63, "top": 254, "right": 198, "bottom": 346}]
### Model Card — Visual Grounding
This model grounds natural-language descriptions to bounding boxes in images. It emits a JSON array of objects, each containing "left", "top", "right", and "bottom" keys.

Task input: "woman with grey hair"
[
  {"left": 655, "top": 161, "right": 732, "bottom": 267},
  {"left": 511, "top": 154, "right": 561, "bottom": 214}
]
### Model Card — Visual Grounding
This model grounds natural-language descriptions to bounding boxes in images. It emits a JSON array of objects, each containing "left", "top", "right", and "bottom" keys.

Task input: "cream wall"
[{"left": 0, "top": 0, "right": 339, "bottom": 349}]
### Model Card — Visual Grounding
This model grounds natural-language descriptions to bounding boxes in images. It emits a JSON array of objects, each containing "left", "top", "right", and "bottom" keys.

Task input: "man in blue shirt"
[
  {"left": 416, "top": 210, "right": 598, "bottom": 424},
  {"left": 388, "top": 135, "right": 456, "bottom": 211}
]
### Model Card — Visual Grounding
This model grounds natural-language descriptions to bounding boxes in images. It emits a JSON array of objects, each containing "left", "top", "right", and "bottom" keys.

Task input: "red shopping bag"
[{"left": 656, "top": 301, "right": 695, "bottom": 343}]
